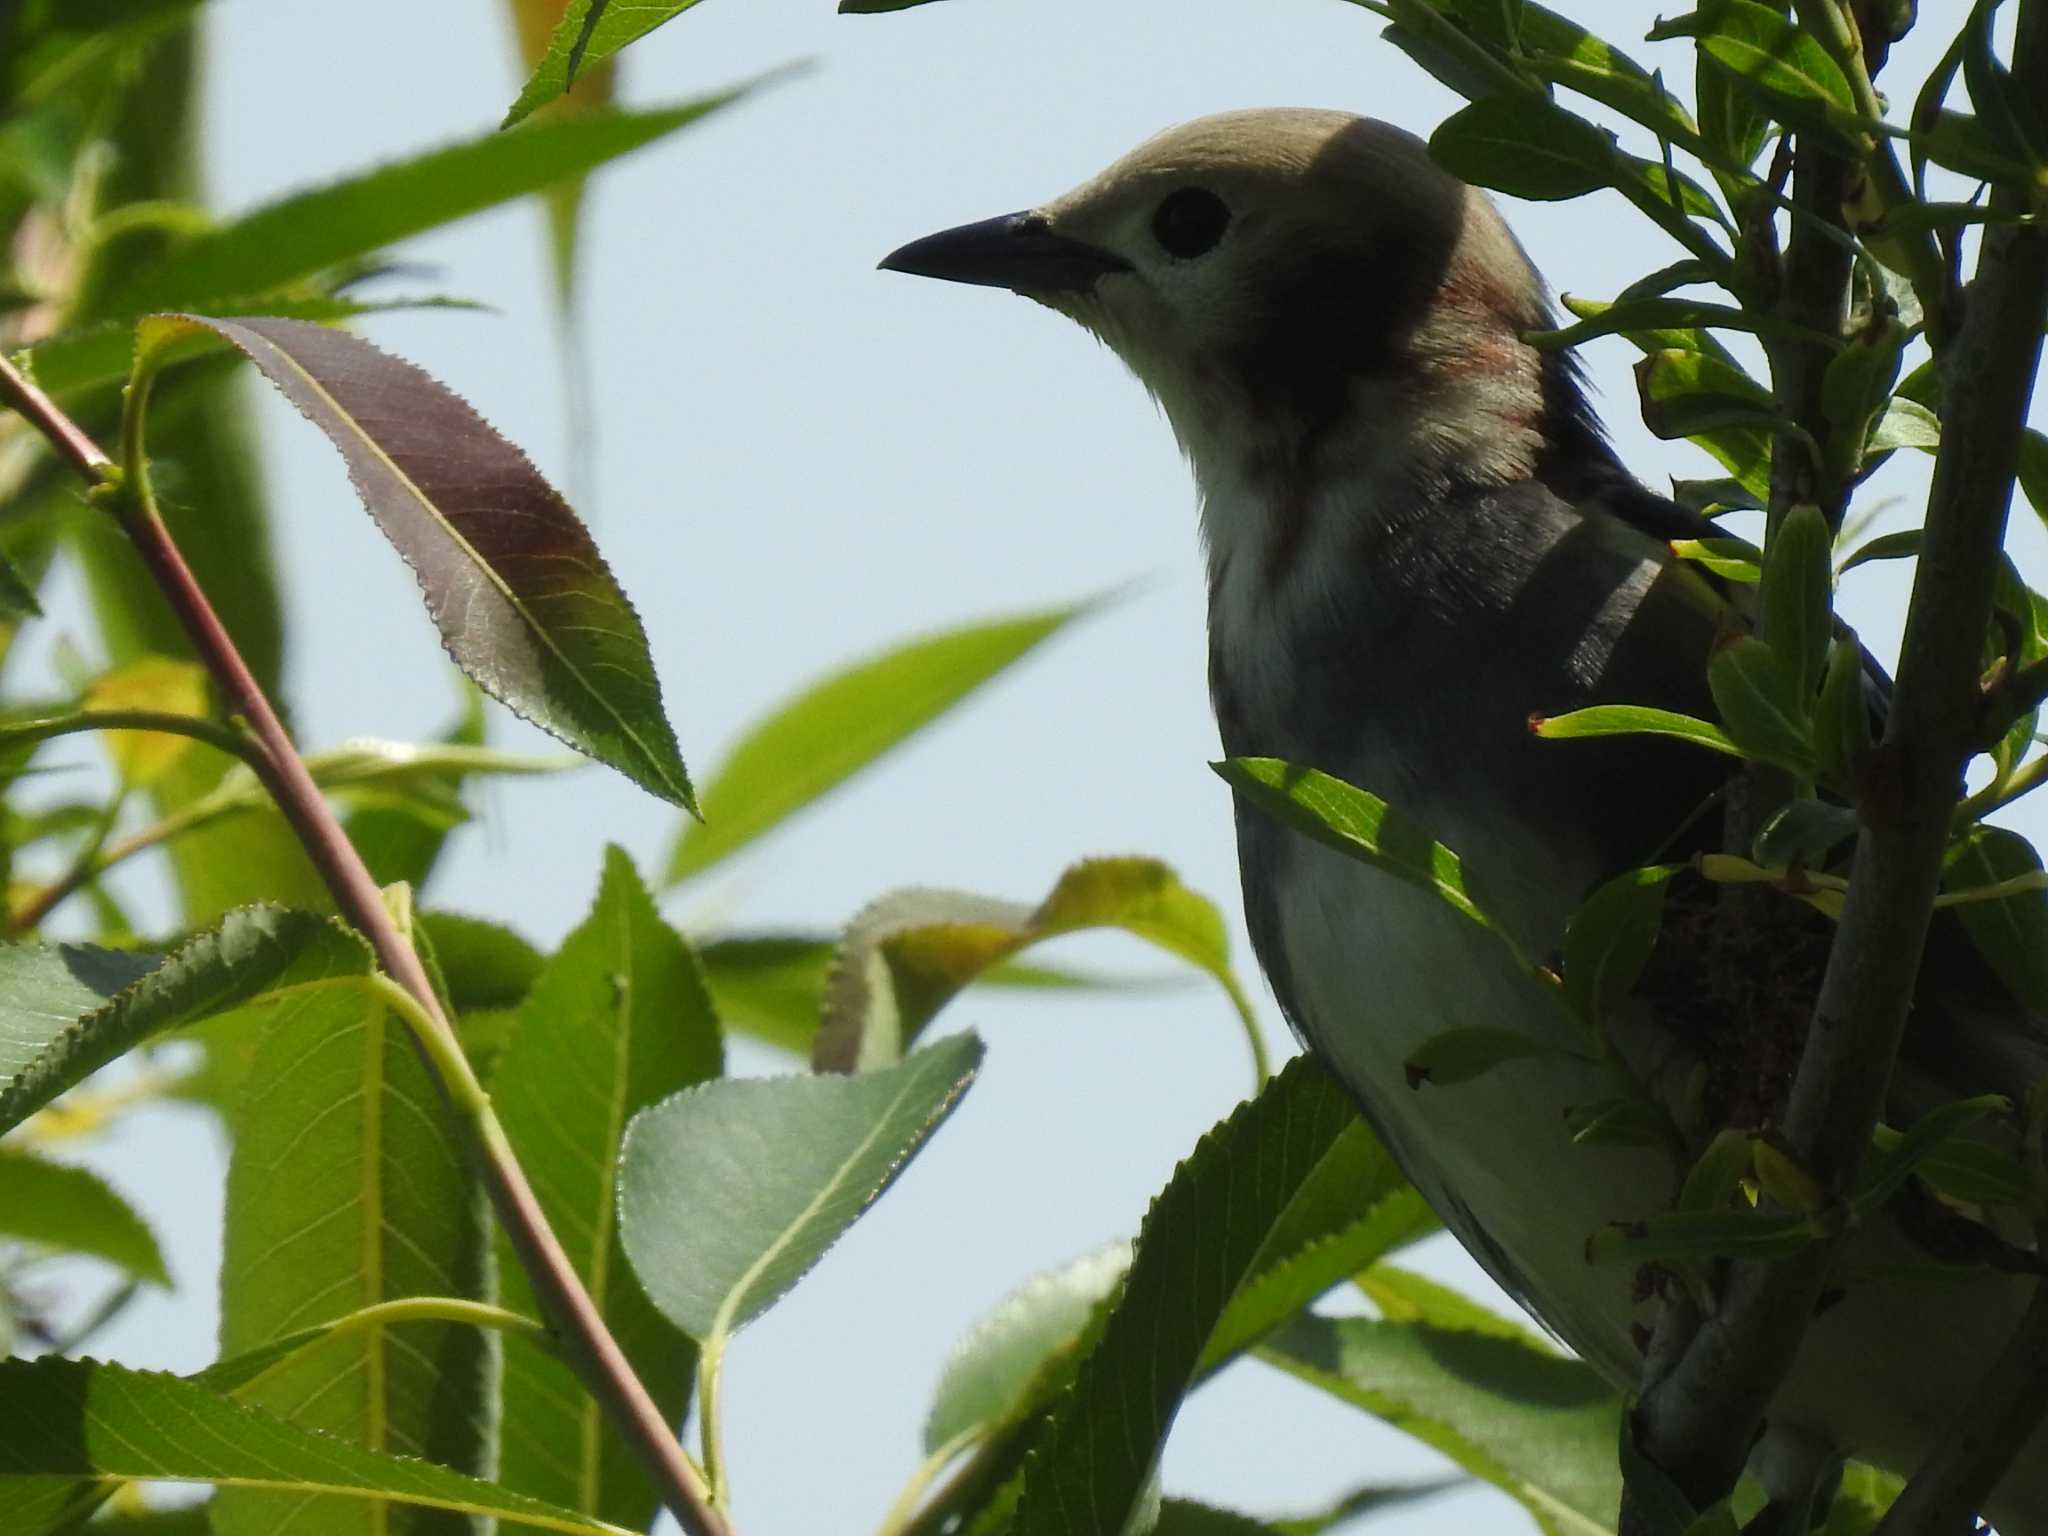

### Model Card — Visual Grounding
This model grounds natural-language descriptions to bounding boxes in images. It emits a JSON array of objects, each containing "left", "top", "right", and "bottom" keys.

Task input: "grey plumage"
[{"left": 883, "top": 108, "right": 2048, "bottom": 1530}]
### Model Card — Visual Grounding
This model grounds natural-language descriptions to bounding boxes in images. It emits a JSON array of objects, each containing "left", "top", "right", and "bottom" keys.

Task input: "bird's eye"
[{"left": 1151, "top": 187, "right": 1230, "bottom": 260}]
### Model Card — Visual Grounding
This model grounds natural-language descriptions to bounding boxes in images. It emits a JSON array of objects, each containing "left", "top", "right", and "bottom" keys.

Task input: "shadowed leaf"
[
  {"left": 0, "top": 1149, "right": 168, "bottom": 1286},
  {"left": 1429, "top": 95, "right": 1617, "bottom": 201},
  {"left": 0, "top": 907, "right": 365, "bottom": 1136},
  {"left": 1259, "top": 1312, "right": 1622, "bottom": 1536},
  {"left": 137, "top": 316, "right": 692, "bottom": 807},
  {"left": 0, "top": 1357, "right": 638, "bottom": 1534},
  {"left": 619, "top": 1032, "right": 981, "bottom": 1342},
  {"left": 493, "top": 847, "right": 720, "bottom": 1527}
]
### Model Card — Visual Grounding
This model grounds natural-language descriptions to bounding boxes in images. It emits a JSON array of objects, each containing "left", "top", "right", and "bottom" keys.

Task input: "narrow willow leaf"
[
  {"left": 1837, "top": 529, "right": 1922, "bottom": 575},
  {"left": 1757, "top": 504, "right": 1833, "bottom": 700},
  {"left": 698, "top": 933, "right": 1139, "bottom": 1057},
  {"left": 0, "top": 1148, "right": 169, "bottom": 1286},
  {"left": 1813, "top": 638, "right": 1874, "bottom": 786},
  {"left": 1258, "top": 1312, "right": 1622, "bottom": 1536},
  {"left": 1636, "top": 348, "right": 1779, "bottom": 441},
  {"left": 1006, "top": 1058, "right": 1363, "bottom": 1536},
  {"left": 1588, "top": 1206, "right": 1820, "bottom": 1265},
  {"left": 1526, "top": 296, "right": 1791, "bottom": 351},
  {"left": 0, "top": 1358, "right": 635, "bottom": 1535},
  {"left": 108, "top": 90, "right": 755, "bottom": 313},
  {"left": 504, "top": 1, "right": 718, "bottom": 127},
  {"left": 1531, "top": 705, "right": 1741, "bottom": 758},
  {"left": 1561, "top": 865, "right": 1677, "bottom": 1028},
  {"left": 1214, "top": 758, "right": 1498, "bottom": 935},
  {"left": 618, "top": 1031, "right": 982, "bottom": 1342},
  {"left": 16, "top": 296, "right": 485, "bottom": 398},
  {"left": 1696, "top": 0, "right": 1860, "bottom": 146},
  {"left": 216, "top": 970, "right": 492, "bottom": 1534},
  {"left": 1669, "top": 536, "right": 1762, "bottom": 583},
  {"left": 494, "top": 847, "right": 720, "bottom": 1528},
  {"left": 1357, "top": 1263, "right": 1553, "bottom": 1349},
  {"left": 923, "top": 1244, "right": 1130, "bottom": 1455},
  {"left": 136, "top": 316, "right": 693, "bottom": 808},
  {"left": 1403, "top": 1026, "right": 1556, "bottom": 1088},
  {"left": 812, "top": 856, "right": 1250, "bottom": 1072},
  {"left": 1708, "top": 637, "right": 1818, "bottom": 776},
  {"left": 667, "top": 602, "right": 1090, "bottom": 884},
  {"left": 0, "top": 907, "right": 366, "bottom": 1136},
  {"left": 1942, "top": 827, "right": 2048, "bottom": 1012},
  {"left": 1429, "top": 95, "right": 1618, "bottom": 201},
  {"left": 1960, "top": 0, "right": 2048, "bottom": 171}
]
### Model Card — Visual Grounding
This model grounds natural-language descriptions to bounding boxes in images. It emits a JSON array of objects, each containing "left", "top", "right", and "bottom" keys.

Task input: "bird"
[{"left": 880, "top": 109, "right": 2048, "bottom": 1530}]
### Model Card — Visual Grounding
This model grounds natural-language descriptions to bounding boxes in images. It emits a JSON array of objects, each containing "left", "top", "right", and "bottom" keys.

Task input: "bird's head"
[{"left": 882, "top": 109, "right": 1570, "bottom": 492}]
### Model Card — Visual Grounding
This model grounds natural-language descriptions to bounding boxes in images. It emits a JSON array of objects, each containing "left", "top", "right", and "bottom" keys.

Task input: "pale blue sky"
[{"left": 39, "top": 2, "right": 2047, "bottom": 1533}]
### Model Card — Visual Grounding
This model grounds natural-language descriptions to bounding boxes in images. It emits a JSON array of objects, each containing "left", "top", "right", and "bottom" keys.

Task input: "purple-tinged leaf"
[{"left": 137, "top": 315, "right": 693, "bottom": 808}]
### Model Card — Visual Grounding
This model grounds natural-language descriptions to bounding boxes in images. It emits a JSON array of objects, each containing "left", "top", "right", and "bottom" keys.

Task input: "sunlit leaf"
[
  {"left": 667, "top": 602, "right": 1090, "bottom": 884},
  {"left": 503, "top": 1, "right": 720, "bottom": 127},
  {"left": 81, "top": 656, "right": 209, "bottom": 789},
  {"left": 812, "top": 856, "right": 1253, "bottom": 1073},
  {"left": 1708, "top": 636, "right": 1817, "bottom": 776},
  {"left": 1429, "top": 95, "right": 1617, "bottom": 201},
  {"left": 1942, "top": 826, "right": 2048, "bottom": 1012}
]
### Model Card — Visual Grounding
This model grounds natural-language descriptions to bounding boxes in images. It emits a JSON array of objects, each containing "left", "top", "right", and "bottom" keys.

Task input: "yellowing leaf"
[{"left": 83, "top": 657, "right": 210, "bottom": 788}]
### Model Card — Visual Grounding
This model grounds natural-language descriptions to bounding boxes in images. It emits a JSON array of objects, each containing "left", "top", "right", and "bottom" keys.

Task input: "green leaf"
[
  {"left": 341, "top": 685, "right": 494, "bottom": 892},
  {"left": 0, "top": 1357, "right": 637, "bottom": 1534},
  {"left": 618, "top": 1031, "right": 981, "bottom": 1341},
  {"left": 2016, "top": 430, "right": 2048, "bottom": 528},
  {"left": 667, "top": 602, "right": 1089, "bottom": 884},
  {"left": 493, "top": 847, "right": 721, "bottom": 1528},
  {"left": 1837, "top": 529, "right": 1922, "bottom": 575},
  {"left": 1812, "top": 638, "right": 1873, "bottom": 786},
  {"left": 1635, "top": 348, "right": 1779, "bottom": 442},
  {"left": 1758, "top": 504, "right": 1834, "bottom": 700},
  {"left": 811, "top": 856, "right": 1254, "bottom": 1073},
  {"left": 1429, "top": 95, "right": 1618, "bottom": 201},
  {"left": 1942, "top": 826, "right": 2048, "bottom": 1012},
  {"left": 0, "top": 1148, "right": 168, "bottom": 1286},
  {"left": 1854, "top": 1096, "right": 2012, "bottom": 1216},
  {"left": 215, "top": 967, "right": 492, "bottom": 1532},
  {"left": 137, "top": 316, "right": 694, "bottom": 808},
  {"left": 1258, "top": 1312, "right": 1622, "bottom": 1536},
  {"left": 500, "top": 0, "right": 622, "bottom": 306},
  {"left": 5, "top": 0, "right": 208, "bottom": 110},
  {"left": 1531, "top": 705, "right": 1742, "bottom": 758},
  {"left": 417, "top": 910, "right": 545, "bottom": 1014},
  {"left": 503, "top": 1, "right": 717, "bottom": 127},
  {"left": 0, "top": 907, "right": 366, "bottom": 1136},
  {"left": 1200, "top": 1119, "right": 1437, "bottom": 1376},
  {"left": 1960, "top": 0, "right": 2048, "bottom": 173},
  {"left": 1669, "top": 536, "right": 1762, "bottom": 583},
  {"left": 15, "top": 296, "right": 485, "bottom": 398},
  {"left": 1213, "top": 758, "right": 1501, "bottom": 937},
  {"left": 1357, "top": 1263, "right": 1553, "bottom": 1349},
  {"left": 1007, "top": 1057, "right": 1366, "bottom": 1536},
  {"left": 1402, "top": 1026, "right": 1556, "bottom": 1088},
  {"left": 1866, "top": 397, "right": 1940, "bottom": 454},
  {"left": 1588, "top": 1205, "right": 1820, "bottom": 1266},
  {"left": 0, "top": 546, "right": 42, "bottom": 620},
  {"left": 1561, "top": 865, "right": 1677, "bottom": 1028},
  {"left": 1695, "top": 0, "right": 1861, "bottom": 148},
  {"left": 1526, "top": 296, "right": 1790, "bottom": 352},
  {"left": 1708, "top": 636, "right": 1818, "bottom": 776},
  {"left": 923, "top": 1244, "right": 1130, "bottom": 1454},
  {"left": 106, "top": 89, "right": 757, "bottom": 314},
  {"left": 1519, "top": 4, "right": 1699, "bottom": 147},
  {"left": 1752, "top": 799, "right": 1858, "bottom": 870}
]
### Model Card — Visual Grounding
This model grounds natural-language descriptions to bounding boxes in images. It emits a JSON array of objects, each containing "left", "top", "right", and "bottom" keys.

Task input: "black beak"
[{"left": 879, "top": 211, "right": 1131, "bottom": 296}]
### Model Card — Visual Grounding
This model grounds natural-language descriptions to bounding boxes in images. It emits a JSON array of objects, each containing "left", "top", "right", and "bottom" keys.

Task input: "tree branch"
[
  {"left": 0, "top": 349, "right": 733, "bottom": 1536},
  {"left": 1630, "top": 0, "right": 2048, "bottom": 1515}
]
